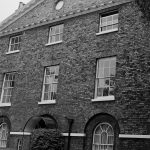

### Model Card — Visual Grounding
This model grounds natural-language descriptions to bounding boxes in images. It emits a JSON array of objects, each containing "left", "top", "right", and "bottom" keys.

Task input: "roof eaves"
[{"left": 0, "top": 0, "right": 132, "bottom": 37}]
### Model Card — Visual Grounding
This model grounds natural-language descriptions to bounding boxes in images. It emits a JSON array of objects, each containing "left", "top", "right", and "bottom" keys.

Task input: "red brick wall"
[{"left": 0, "top": 1, "right": 150, "bottom": 150}]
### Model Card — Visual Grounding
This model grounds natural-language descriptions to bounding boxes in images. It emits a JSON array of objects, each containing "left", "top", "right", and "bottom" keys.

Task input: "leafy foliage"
[
  {"left": 135, "top": 0, "right": 150, "bottom": 20},
  {"left": 31, "top": 129, "right": 64, "bottom": 150}
]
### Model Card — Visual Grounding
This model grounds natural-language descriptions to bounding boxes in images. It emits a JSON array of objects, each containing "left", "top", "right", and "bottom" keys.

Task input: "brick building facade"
[{"left": 0, "top": 0, "right": 150, "bottom": 150}]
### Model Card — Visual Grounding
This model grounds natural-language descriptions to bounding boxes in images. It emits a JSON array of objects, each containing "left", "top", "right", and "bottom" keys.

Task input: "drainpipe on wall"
[{"left": 65, "top": 117, "right": 74, "bottom": 150}]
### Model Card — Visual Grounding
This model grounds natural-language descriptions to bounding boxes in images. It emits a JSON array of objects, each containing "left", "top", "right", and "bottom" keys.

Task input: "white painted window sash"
[
  {"left": 41, "top": 66, "right": 59, "bottom": 102},
  {"left": 48, "top": 24, "right": 63, "bottom": 44},
  {"left": 99, "top": 13, "right": 118, "bottom": 33},
  {"left": 8, "top": 35, "right": 21, "bottom": 52},
  {"left": 95, "top": 57, "right": 116, "bottom": 99},
  {"left": 0, "top": 73, "right": 15, "bottom": 104}
]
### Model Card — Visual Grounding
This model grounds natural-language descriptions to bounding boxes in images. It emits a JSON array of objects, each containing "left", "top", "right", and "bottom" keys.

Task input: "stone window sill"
[
  {"left": 0, "top": 103, "right": 11, "bottom": 107},
  {"left": 96, "top": 29, "right": 118, "bottom": 35},
  {"left": 92, "top": 96, "right": 115, "bottom": 102},
  {"left": 45, "top": 41, "right": 62, "bottom": 46},
  {"left": 38, "top": 100, "right": 56, "bottom": 105},
  {"left": 6, "top": 50, "right": 20, "bottom": 54}
]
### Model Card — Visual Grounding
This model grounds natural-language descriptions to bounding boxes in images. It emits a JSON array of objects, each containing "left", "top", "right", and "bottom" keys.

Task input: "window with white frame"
[
  {"left": 8, "top": 35, "right": 21, "bottom": 52},
  {"left": 95, "top": 57, "right": 116, "bottom": 98},
  {"left": 99, "top": 12, "right": 118, "bottom": 33},
  {"left": 0, "top": 123, "right": 8, "bottom": 148},
  {"left": 48, "top": 24, "right": 64, "bottom": 44},
  {"left": 92, "top": 123, "right": 114, "bottom": 150},
  {"left": 42, "top": 66, "right": 59, "bottom": 101},
  {"left": 1, "top": 73, "right": 15, "bottom": 104}
]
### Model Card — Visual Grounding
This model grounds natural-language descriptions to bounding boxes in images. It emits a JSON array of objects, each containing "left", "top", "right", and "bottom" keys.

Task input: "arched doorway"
[
  {"left": 84, "top": 113, "right": 120, "bottom": 150},
  {"left": 24, "top": 114, "right": 57, "bottom": 132}
]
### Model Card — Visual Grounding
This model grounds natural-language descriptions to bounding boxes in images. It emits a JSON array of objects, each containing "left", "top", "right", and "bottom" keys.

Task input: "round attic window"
[{"left": 55, "top": 0, "right": 64, "bottom": 10}]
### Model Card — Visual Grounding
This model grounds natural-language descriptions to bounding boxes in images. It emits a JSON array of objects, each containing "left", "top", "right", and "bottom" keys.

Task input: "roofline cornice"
[{"left": 0, "top": 0, "right": 132, "bottom": 37}]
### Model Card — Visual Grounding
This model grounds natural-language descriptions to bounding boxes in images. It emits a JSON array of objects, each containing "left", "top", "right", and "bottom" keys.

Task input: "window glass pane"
[
  {"left": 44, "top": 84, "right": 49, "bottom": 92},
  {"left": 101, "top": 26, "right": 107, "bottom": 31},
  {"left": 51, "top": 92, "right": 56, "bottom": 100},
  {"left": 0, "top": 123, "right": 8, "bottom": 148},
  {"left": 7, "top": 88, "right": 12, "bottom": 96},
  {"left": 113, "top": 24, "right": 118, "bottom": 29},
  {"left": 101, "top": 132, "right": 107, "bottom": 144},
  {"left": 15, "top": 37, "right": 19, "bottom": 43},
  {"left": 110, "top": 68, "right": 115, "bottom": 77},
  {"left": 107, "top": 25, "right": 113, "bottom": 30},
  {"left": 97, "top": 88, "right": 103, "bottom": 97},
  {"left": 108, "top": 136, "right": 114, "bottom": 144},
  {"left": 109, "top": 87, "right": 114, "bottom": 96},
  {"left": 50, "top": 35, "right": 55, "bottom": 43},
  {"left": 19, "top": 36, "right": 21, "bottom": 42},
  {"left": 50, "top": 27, "right": 55, "bottom": 35},
  {"left": 105, "top": 78, "right": 110, "bottom": 86},
  {"left": 104, "top": 68, "right": 109, "bottom": 77},
  {"left": 14, "top": 44, "right": 18, "bottom": 50},
  {"left": 45, "top": 76, "right": 53, "bottom": 84},
  {"left": 11, "top": 38, "right": 15, "bottom": 44},
  {"left": 94, "top": 135, "right": 100, "bottom": 144},
  {"left": 18, "top": 44, "right": 21, "bottom": 50},
  {"left": 110, "top": 59, "right": 116, "bottom": 68},
  {"left": 93, "top": 145, "right": 99, "bottom": 150},
  {"left": 59, "top": 33, "right": 63, "bottom": 41},
  {"left": 101, "top": 17, "right": 107, "bottom": 26},
  {"left": 113, "top": 14, "right": 118, "bottom": 21},
  {"left": 95, "top": 126, "right": 102, "bottom": 134},
  {"left": 52, "top": 83, "right": 57, "bottom": 92},
  {"left": 59, "top": 24, "right": 64, "bottom": 33},
  {"left": 110, "top": 78, "right": 115, "bottom": 87},
  {"left": 2, "top": 96, "right": 6, "bottom": 103},
  {"left": 44, "top": 93, "right": 48, "bottom": 100},
  {"left": 107, "top": 126, "right": 113, "bottom": 135},
  {"left": 103, "top": 87, "right": 109, "bottom": 96},
  {"left": 55, "top": 35, "right": 60, "bottom": 42},
  {"left": 55, "top": 26, "right": 60, "bottom": 34},
  {"left": 5, "top": 96, "right": 11, "bottom": 103},
  {"left": 104, "top": 60, "right": 109, "bottom": 68},
  {"left": 97, "top": 61, "right": 103, "bottom": 78},
  {"left": 3, "top": 89, "right": 8, "bottom": 96},
  {"left": 108, "top": 145, "right": 113, "bottom": 150},
  {"left": 10, "top": 45, "right": 14, "bottom": 51},
  {"left": 98, "top": 79, "right": 105, "bottom": 87},
  {"left": 46, "top": 68, "right": 51, "bottom": 75}
]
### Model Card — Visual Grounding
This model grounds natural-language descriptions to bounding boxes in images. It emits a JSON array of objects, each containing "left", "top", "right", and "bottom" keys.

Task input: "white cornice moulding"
[
  {"left": 62, "top": 133, "right": 86, "bottom": 137},
  {"left": 119, "top": 134, "right": 150, "bottom": 139},
  {"left": 10, "top": 132, "right": 85, "bottom": 137},
  {"left": 10, "top": 132, "right": 31, "bottom": 135}
]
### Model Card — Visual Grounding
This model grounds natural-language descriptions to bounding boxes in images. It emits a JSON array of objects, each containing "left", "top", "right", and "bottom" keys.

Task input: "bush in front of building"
[{"left": 31, "top": 129, "right": 64, "bottom": 150}]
